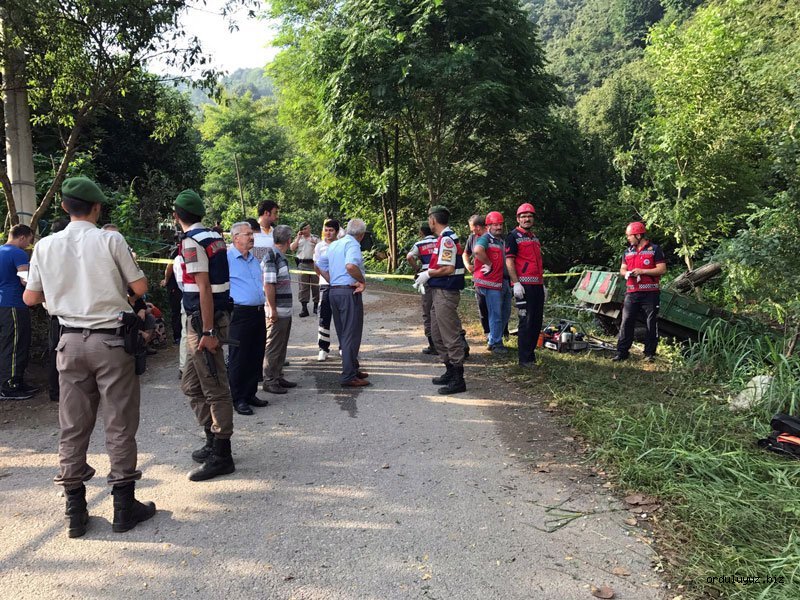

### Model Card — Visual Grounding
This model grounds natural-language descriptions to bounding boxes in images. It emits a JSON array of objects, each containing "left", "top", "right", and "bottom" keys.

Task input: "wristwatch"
[{"left": 202, "top": 329, "right": 216, "bottom": 337}]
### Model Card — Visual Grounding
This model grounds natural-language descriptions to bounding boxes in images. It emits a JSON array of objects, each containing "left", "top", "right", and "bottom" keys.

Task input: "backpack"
[{"left": 758, "top": 413, "right": 800, "bottom": 459}]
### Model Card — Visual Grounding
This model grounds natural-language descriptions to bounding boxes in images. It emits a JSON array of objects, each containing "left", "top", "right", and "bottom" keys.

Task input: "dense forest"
[{"left": 2, "top": 0, "right": 798, "bottom": 320}]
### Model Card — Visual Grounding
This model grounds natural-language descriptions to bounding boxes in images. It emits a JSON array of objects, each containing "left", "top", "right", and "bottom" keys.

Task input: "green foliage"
[
  {"left": 198, "top": 93, "right": 291, "bottom": 227},
  {"left": 271, "top": 0, "right": 560, "bottom": 270},
  {"left": 531, "top": 344, "right": 800, "bottom": 599}
]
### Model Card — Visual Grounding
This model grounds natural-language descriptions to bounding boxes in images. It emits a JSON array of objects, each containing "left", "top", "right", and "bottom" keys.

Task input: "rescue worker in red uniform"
[
  {"left": 414, "top": 206, "right": 467, "bottom": 394},
  {"left": 473, "top": 211, "right": 511, "bottom": 353},
  {"left": 613, "top": 221, "right": 667, "bottom": 362},
  {"left": 505, "top": 203, "right": 545, "bottom": 367},
  {"left": 406, "top": 222, "right": 438, "bottom": 355}
]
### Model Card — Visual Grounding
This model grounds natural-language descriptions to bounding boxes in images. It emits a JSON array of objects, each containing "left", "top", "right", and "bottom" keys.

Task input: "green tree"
[
  {"left": 271, "top": 0, "right": 558, "bottom": 269},
  {"left": 628, "top": 0, "right": 790, "bottom": 269},
  {"left": 1, "top": 0, "right": 256, "bottom": 232},
  {"left": 198, "top": 93, "right": 290, "bottom": 226}
]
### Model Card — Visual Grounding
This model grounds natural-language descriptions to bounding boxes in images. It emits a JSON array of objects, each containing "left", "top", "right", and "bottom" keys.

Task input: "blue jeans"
[{"left": 480, "top": 281, "right": 512, "bottom": 346}]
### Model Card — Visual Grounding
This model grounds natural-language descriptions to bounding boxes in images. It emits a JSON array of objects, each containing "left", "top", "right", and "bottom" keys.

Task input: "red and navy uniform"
[
  {"left": 428, "top": 228, "right": 465, "bottom": 291},
  {"left": 617, "top": 240, "right": 666, "bottom": 358},
  {"left": 623, "top": 242, "right": 665, "bottom": 293},
  {"left": 505, "top": 227, "right": 543, "bottom": 286},
  {"left": 413, "top": 235, "right": 437, "bottom": 271},
  {"left": 473, "top": 232, "right": 505, "bottom": 290},
  {"left": 505, "top": 227, "right": 545, "bottom": 365},
  {"left": 180, "top": 228, "right": 231, "bottom": 313}
]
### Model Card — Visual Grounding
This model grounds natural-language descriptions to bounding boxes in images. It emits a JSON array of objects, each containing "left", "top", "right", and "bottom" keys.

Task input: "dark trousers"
[
  {"left": 318, "top": 286, "right": 333, "bottom": 351},
  {"left": 617, "top": 291, "right": 660, "bottom": 357},
  {"left": 0, "top": 306, "right": 31, "bottom": 387},
  {"left": 167, "top": 283, "right": 183, "bottom": 341},
  {"left": 227, "top": 305, "right": 266, "bottom": 404},
  {"left": 48, "top": 315, "right": 60, "bottom": 401},
  {"left": 329, "top": 287, "right": 363, "bottom": 383},
  {"left": 475, "top": 288, "right": 489, "bottom": 334},
  {"left": 517, "top": 285, "right": 545, "bottom": 364}
]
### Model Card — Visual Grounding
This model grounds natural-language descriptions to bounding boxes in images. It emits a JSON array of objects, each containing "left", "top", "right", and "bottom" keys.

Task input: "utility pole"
[
  {"left": 233, "top": 152, "right": 246, "bottom": 218},
  {"left": 1, "top": 13, "right": 37, "bottom": 227}
]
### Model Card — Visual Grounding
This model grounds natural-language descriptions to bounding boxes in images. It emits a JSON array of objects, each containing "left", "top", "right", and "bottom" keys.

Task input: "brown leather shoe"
[
  {"left": 356, "top": 371, "right": 369, "bottom": 379},
  {"left": 341, "top": 378, "right": 370, "bottom": 387},
  {"left": 277, "top": 378, "right": 298, "bottom": 388}
]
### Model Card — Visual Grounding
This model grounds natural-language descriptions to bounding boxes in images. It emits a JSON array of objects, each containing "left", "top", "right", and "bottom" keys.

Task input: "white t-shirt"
[{"left": 313, "top": 240, "right": 331, "bottom": 286}]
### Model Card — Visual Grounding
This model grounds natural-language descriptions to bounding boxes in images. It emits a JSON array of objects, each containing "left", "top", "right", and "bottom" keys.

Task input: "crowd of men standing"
[{"left": 3, "top": 175, "right": 666, "bottom": 540}]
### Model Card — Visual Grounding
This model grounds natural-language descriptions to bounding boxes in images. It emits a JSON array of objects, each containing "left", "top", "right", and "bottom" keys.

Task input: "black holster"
[{"left": 118, "top": 311, "right": 146, "bottom": 375}]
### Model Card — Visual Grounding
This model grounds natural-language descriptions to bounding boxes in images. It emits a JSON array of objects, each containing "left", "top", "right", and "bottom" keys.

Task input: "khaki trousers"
[
  {"left": 421, "top": 288, "right": 433, "bottom": 338},
  {"left": 264, "top": 317, "right": 292, "bottom": 382},
  {"left": 181, "top": 313, "right": 234, "bottom": 438},
  {"left": 54, "top": 332, "right": 141, "bottom": 490},
  {"left": 430, "top": 288, "right": 465, "bottom": 366},
  {"left": 298, "top": 263, "right": 319, "bottom": 304}
]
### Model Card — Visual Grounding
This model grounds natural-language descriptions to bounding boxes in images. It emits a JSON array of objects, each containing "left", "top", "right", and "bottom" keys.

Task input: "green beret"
[
  {"left": 174, "top": 189, "right": 205, "bottom": 217},
  {"left": 428, "top": 205, "right": 450, "bottom": 215},
  {"left": 62, "top": 176, "right": 107, "bottom": 205}
]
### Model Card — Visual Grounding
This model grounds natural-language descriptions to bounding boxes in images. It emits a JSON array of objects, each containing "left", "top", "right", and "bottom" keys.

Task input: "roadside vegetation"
[{"left": 491, "top": 284, "right": 800, "bottom": 600}]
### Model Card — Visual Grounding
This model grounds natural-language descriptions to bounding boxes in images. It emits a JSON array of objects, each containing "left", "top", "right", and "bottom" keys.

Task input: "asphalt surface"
[{"left": 0, "top": 285, "right": 666, "bottom": 599}]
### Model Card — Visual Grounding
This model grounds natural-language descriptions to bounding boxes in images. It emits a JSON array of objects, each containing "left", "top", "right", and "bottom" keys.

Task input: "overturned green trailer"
[{"left": 572, "top": 269, "right": 730, "bottom": 340}]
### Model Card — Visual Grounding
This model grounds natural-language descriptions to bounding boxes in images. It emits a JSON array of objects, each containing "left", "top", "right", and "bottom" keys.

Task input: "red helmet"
[
  {"left": 626, "top": 221, "right": 647, "bottom": 236},
  {"left": 485, "top": 211, "right": 504, "bottom": 225},
  {"left": 516, "top": 203, "right": 536, "bottom": 216}
]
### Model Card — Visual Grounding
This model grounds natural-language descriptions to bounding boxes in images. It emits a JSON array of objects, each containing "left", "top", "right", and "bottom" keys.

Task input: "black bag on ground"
[
  {"left": 770, "top": 413, "right": 800, "bottom": 437},
  {"left": 758, "top": 413, "right": 800, "bottom": 459}
]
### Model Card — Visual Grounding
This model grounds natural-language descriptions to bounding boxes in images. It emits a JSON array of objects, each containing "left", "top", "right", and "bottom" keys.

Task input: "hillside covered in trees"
[{"left": 3, "top": 0, "right": 797, "bottom": 323}]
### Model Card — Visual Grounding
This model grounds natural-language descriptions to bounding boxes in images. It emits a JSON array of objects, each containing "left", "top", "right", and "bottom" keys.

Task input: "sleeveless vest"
[
  {"left": 180, "top": 228, "right": 232, "bottom": 313},
  {"left": 507, "top": 227, "right": 543, "bottom": 285},
  {"left": 473, "top": 233, "right": 505, "bottom": 289},
  {"left": 428, "top": 228, "right": 465, "bottom": 291},
  {"left": 414, "top": 235, "right": 437, "bottom": 271},
  {"left": 624, "top": 242, "right": 662, "bottom": 293}
]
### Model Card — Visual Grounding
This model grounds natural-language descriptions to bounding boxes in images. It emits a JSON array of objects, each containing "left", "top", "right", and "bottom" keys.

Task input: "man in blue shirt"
[
  {"left": 1, "top": 224, "right": 36, "bottom": 400},
  {"left": 226, "top": 222, "right": 269, "bottom": 416},
  {"left": 317, "top": 219, "right": 370, "bottom": 387}
]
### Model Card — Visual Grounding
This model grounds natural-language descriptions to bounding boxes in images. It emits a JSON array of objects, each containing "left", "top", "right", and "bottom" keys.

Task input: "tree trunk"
[
  {"left": 389, "top": 124, "right": 400, "bottom": 273},
  {"left": 0, "top": 167, "right": 17, "bottom": 231},
  {"left": 2, "top": 18, "right": 37, "bottom": 227},
  {"left": 30, "top": 117, "right": 85, "bottom": 234},
  {"left": 670, "top": 262, "right": 722, "bottom": 293}
]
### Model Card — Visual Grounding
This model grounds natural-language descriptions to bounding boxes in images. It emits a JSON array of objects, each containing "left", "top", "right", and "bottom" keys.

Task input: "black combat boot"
[
  {"left": 299, "top": 302, "right": 310, "bottom": 317},
  {"left": 421, "top": 336, "right": 438, "bottom": 355},
  {"left": 188, "top": 438, "right": 235, "bottom": 482},
  {"left": 65, "top": 484, "right": 89, "bottom": 538},
  {"left": 432, "top": 362, "right": 454, "bottom": 385},
  {"left": 461, "top": 331, "right": 470, "bottom": 360},
  {"left": 313, "top": 302, "right": 319, "bottom": 315},
  {"left": 191, "top": 427, "right": 214, "bottom": 463},
  {"left": 111, "top": 481, "right": 156, "bottom": 533},
  {"left": 438, "top": 364, "right": 467, "bottom": 395}
]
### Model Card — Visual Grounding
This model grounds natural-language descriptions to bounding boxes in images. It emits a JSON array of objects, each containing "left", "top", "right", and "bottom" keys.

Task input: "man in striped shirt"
[{"left": 261, "top": 225, "right": 298, "bottom": 395}]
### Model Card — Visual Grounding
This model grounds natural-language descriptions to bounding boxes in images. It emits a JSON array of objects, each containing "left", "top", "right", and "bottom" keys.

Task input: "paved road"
[{"left": 1, "top": 286, "right": 665, "bottom": 599}]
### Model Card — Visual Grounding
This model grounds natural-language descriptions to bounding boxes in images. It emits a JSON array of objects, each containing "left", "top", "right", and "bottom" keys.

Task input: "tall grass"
[
  {"left": 530, "top": 326, "right": 800, "bottom": 598},
  {"left": 686, "top": 319, "right": 800, "bottom": 417}
]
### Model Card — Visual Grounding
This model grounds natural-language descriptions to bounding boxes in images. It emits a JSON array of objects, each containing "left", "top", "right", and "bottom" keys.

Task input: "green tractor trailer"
[{"left": 572, "top": 267, "right": 730, "bottom": 340}]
